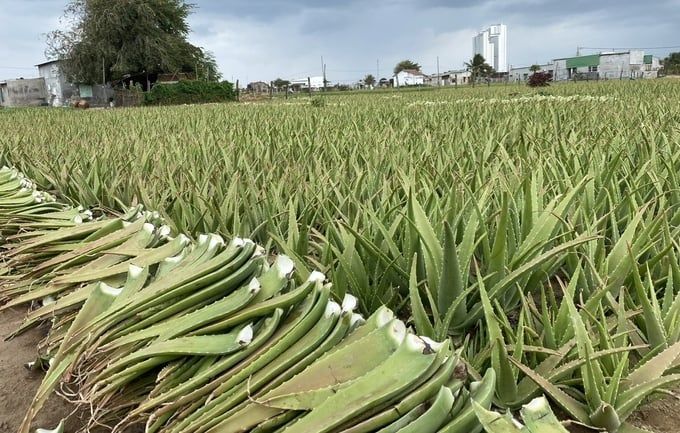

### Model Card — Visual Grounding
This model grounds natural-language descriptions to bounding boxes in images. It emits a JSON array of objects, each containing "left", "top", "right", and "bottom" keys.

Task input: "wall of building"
[
  {"left": 510, "top": 64, "right": 554, "bottom": 81},
  {"left": 38, "top": 62, "right": 77, "bottom": 107},
  {"left": 394, "top": 71, "right": 424, "bottom": 87},
  {"left": 0, "top": 78, "right": 48, "bottom": 107},
  {"left": 473, "top": 24, "right": 508, "bottom": 73},
  {"left": 0, "top": 85, "right": 7, "bottom": 106}
]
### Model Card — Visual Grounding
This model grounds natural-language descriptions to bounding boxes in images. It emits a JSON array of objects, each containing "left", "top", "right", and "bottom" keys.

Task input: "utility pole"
[
  {"left": 577, "top": 46, "right": 581, "bottom": 56},
  {"left": 321, "top": 56, "right": 326, "bottom": 91},
  {"left": 377, "top": 59, "right": 380, "bottom": 81},
  {"left": 436, "top": 56, "right": 440, "bottom": 87}
]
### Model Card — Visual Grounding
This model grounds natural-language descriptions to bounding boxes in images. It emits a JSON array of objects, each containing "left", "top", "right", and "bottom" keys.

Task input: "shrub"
[
  {"left": 527, "top": 71, "right": 552, "bottom": 87},
  {"left": 144, "top": 80, "right": 236, "bottom": 106}
]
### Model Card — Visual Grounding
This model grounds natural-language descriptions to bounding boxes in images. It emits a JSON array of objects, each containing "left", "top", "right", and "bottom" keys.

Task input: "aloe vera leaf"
[{"left": 279, "top": 333, "right": 444, "bottom": 433}]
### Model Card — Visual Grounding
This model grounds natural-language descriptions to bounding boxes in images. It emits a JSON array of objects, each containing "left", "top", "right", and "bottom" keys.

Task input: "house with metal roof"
[{"left": 553, "top": 51, "right": 661, "bottom": 81}]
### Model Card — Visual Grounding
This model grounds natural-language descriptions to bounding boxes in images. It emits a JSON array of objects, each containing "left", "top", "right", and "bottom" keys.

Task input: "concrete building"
[
  {"left": 35, "top": 59, "right": 113, "bottom": 106},
  {"left": 290, "top": 76, "right": 326, "bottom": 91},
  {"left": 553, "top": 51, "right": 661, "bottom": 81},
  {"left": 0, "top": 78, "right": 48, "bottom": 107},
  {"left": 247, "top": 81, "right": 270, "bottom": 93},
  {"left": 425, "top": 69, "right": 472, "bottom": 86},
  {"left": 394, "top": 69, "right": 425, "bottom": 87},
  {"left": 37, "top": 60, "right": 77, "bottom": 107},
  {"left": 473, "top": 24, "right": 508, "bottom": 73},
  {"left": 510, "top": 63, "right": 554, "bottom": 82}
]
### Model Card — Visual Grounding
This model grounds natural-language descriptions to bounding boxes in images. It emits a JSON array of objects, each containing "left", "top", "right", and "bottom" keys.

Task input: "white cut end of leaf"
[
  {"left": 254, "top": 245, "right": 266, "bottom": 257},
  {"left": 512, "top": 418, "right": 525, "bottom": 429},
  {"left": 388, "top": 320, "right": 407, "bottom": 344},
  {"left": 100, "top": 282, "right": 123, "bottom": 297},
  {"left": 128, "top": 264, "right": 144, "bottom": 279},
  {"left": 72, "top": 215, "right": 83, "bottom": 224},
  {"left": 142, "top": 223, "right": 155, "bottom": 234},
  {"left": 469, "top": 380, "right": 481, "bottom": 394},
  {"left": 419, "top": 336, "right": 445, "bottom": 353},
  {"left": 164, "top": 253, "right": 184, "bottom": 265},
  {"left": 176, "top": 233, "right": 191, "bottom": 246},
  {"left": 523, "top": 396, "right": 549, "bottom": 413},
  {"left": 209, "top": 233, "right": 225, "bottom": 245},
  {"left": 350, "top": 313, "right": 365, "bottom": 327},
  {"left": 207, "top": 234, "right": 224, "bottom": 250},
  {"left": 48, "top": 357, "right": 55, "bottom": 368},
  {"left": 375, "top": 306, "right": 395, "bottom": 327},
  {"left": 308, "top": 271, "right": 326, "bottom": 283},
  {"left": 325, "top": 301, "right": 342, "bottom": 317},
  {"left": 404, "top": 333, "right": 426, "bottom": 352},
  {"left": 248, "top": 278, "right": 262, "bottom": 294},
  {"left": 158, "top": 225, "right": 172, "bottom": 238},
  {"left": 237, "top": 325, "right": 254, "bottom": 345},
  {"left": 341, "top": 294, "right": 358, "bottom": 312},
  {"left": 197, "top": 234, "right": 209, "bottom": 245},
  {"left": 275, "top": 255, "right": 295, "bottom": 278},
  {"left": 35, "top": 420, "right": 64, "bottom": 433},
  {"left": 232, "top": 237, "right": 245, "bottom": 247},
  {"left": 25, "top": 361, "right": 36, "bottom": 370},
  {"left": 41, "top": 296, "right": 56, "bottom": 307}
]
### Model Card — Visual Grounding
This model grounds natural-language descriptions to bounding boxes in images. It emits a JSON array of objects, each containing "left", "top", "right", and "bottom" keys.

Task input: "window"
[{"left": 588, "top": 66, "right": 598, "bottom": 72}]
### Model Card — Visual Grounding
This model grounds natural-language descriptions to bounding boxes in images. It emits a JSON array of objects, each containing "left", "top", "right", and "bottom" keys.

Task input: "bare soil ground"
[
  {"left": 0, "top": 308, "right": 78, "bottom": 433},
  {"left": 2, "top": 307, "right": 680, "bottom": 433}
]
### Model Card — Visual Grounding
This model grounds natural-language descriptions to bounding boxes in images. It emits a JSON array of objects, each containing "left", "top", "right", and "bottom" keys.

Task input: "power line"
[{"left": 0, "top": 66, "right": 36, "bottom": 70}]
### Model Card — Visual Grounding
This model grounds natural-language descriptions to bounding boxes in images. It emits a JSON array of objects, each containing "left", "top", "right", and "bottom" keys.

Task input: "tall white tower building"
[{"left": 472, "top": 24, "right": 508, "bottom": 73}]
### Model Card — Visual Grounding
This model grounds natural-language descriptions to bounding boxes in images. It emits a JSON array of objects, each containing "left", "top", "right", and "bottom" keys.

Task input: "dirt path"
[{"left": 0, "top": 308, "right": 78, "bottom": 433}]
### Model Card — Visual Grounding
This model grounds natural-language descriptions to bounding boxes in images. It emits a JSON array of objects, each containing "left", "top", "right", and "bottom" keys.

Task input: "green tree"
[
  {"left": 46, "top": 0, "right": 221, "bottom": 84},
  {"left": 393, "top": 60, "right": 421, "bottom": 75},
  {"left": 662, "top": 52, "right": 680, "bottom": 75},
  {"left": 363, "top": 74, "right": 376, "bottom": 87},
  {"left": 529, "top": 64, "right": 541, "bottom": 73},
  {"left": 465, "top": 54, "right": 494, "bottom": 86},
  {"left": 272, "top": 78, "right": 291, "bottom": 89}
]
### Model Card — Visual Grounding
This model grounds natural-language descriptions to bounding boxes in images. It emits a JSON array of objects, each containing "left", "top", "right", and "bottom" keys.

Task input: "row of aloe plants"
[
  {"left": 3, "top": 151, "right": 680, "bottom": 433},
  {"left": 0, "top": 165, "right": 521, "bottom": 433}
]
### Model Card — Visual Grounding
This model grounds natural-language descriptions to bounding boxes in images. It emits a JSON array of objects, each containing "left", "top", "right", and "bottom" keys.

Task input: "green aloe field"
[{"left": 1, "top": 79, "right": 680, "bottom": 432}]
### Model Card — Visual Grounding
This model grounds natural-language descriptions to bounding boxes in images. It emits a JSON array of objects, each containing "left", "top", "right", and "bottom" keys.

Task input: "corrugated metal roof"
[
  {"left": 566, "top": 55, "right": 600, "bottom": 69},
  {"left": 35, "top": 59, "right": 60, "bottom": 67}
]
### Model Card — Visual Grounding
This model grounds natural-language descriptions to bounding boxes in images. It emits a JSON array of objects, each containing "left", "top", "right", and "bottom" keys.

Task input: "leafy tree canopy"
[
  {"left": 47, "top": 0, "right": 221, "bottom": 84},
  {"left": 465, "top": 54, "right": 494, "bottom": 85},
  {"left": 663, "top": 52, "right": 680, "bottom": 74},
  {"left": 363, "top": 74, "right": 376, "bottom": 86},
  {"left": 529, "top": 64, "right": 541, "bottom": 73},
  {"left": 272, "top": 78, "right": 291, "bottom": 88},
  {"left": 394, "top": 60, "right": 421, "bottom": 75}
]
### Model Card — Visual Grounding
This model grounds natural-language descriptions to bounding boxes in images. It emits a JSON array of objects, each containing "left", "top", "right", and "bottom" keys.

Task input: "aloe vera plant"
[{"left": 2, "top": 78, "right": 680, "bottom": 433}]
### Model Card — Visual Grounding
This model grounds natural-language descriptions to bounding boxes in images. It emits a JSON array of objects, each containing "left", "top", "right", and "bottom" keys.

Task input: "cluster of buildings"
[
  {"left": 245, "top": 24, "right": 663, "bottom": 94},
  {"left": 3, "top": 25, "right": 669, "bottom": 105},
  {"left": 1, "top": 60, "right": 113, "bottom": 108}
]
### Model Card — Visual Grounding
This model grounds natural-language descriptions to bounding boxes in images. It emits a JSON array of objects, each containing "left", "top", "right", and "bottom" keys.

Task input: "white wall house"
[
  {"left": 553, "top": 51, "right": 661, "bottom": 81},
  {"left": 510, "top": 63, "right": 554, "bottom": 82},
  {"left": 473, "top": 24, "right": 508, "bottom": 73},
  {"left": 37, "top": 60, "right": 77, "bottom": 107},
  {"left": 290, "top": 76, "right": 326, "bottom": 91},
  {"left": 394, "top": 69, "right": 425, "bottom": 87},
  {"left": 425, "top": 69, "right": 472, "bottom": 86}
]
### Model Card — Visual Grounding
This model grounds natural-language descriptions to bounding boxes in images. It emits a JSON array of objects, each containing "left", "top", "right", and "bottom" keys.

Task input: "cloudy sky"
[{"left": 1, "top": 0, "right": 679, "bottom": 84}]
